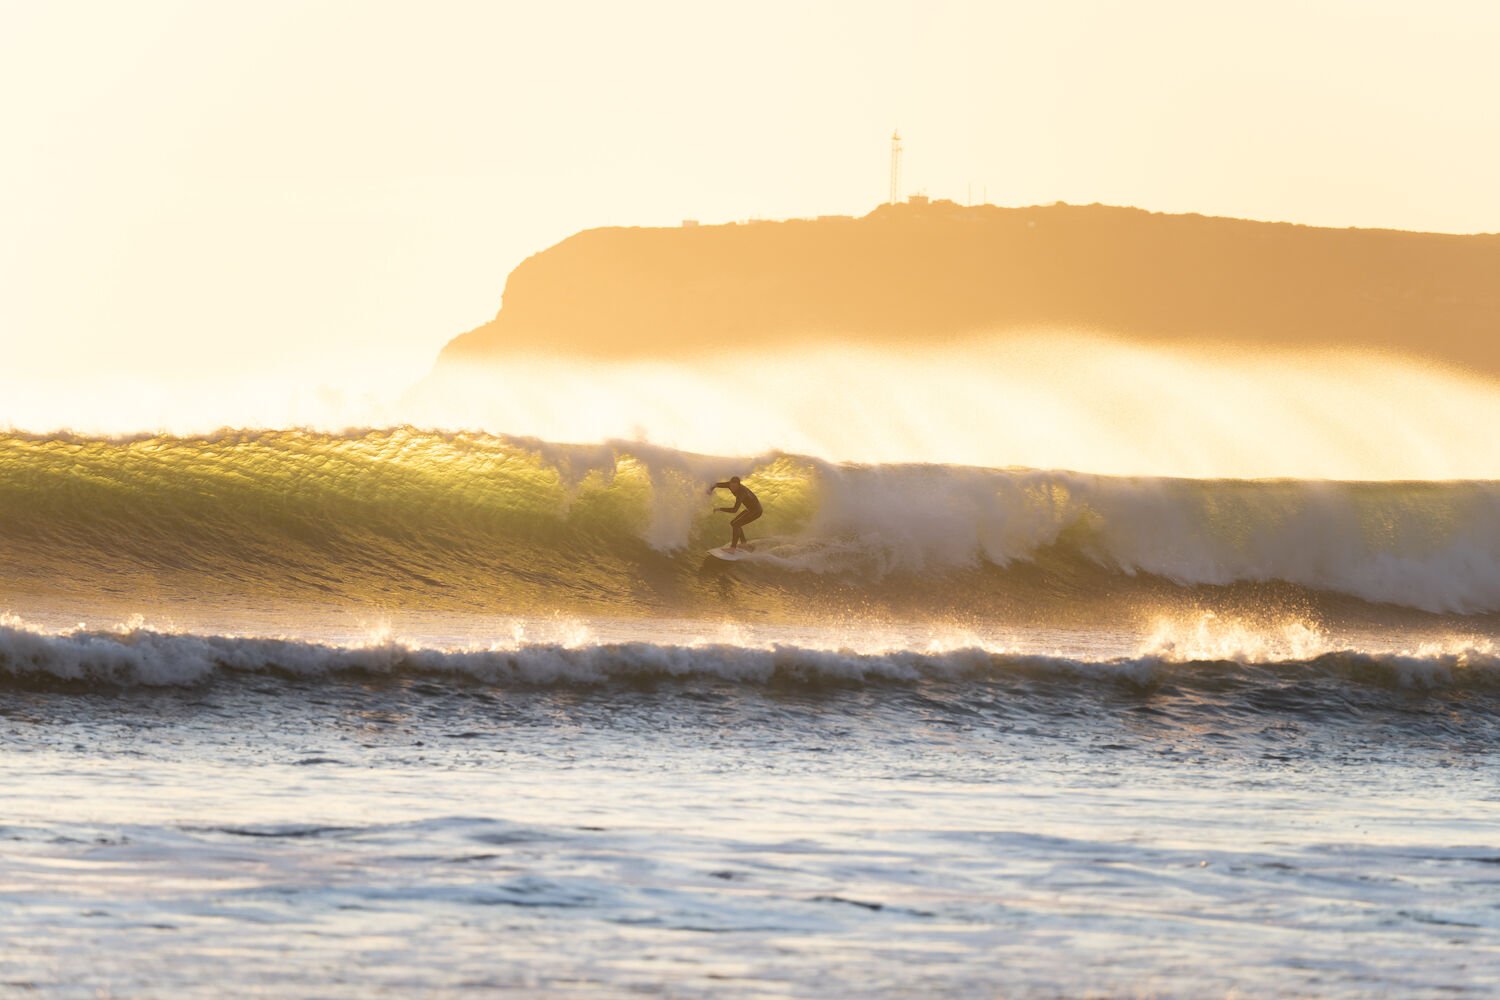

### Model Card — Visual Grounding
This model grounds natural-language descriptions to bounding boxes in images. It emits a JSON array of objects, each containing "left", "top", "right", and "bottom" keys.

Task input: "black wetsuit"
[
  {"left": 717, "top": 480, "right": 762, "bottom": 547},
  {"left": 727, "top": 482, "right": 762, "bottom": 518}
]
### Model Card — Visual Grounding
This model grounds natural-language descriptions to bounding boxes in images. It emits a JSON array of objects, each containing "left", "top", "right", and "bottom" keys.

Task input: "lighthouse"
[{"left": 889, "top": 130, "right": 902, "bottom": 205}]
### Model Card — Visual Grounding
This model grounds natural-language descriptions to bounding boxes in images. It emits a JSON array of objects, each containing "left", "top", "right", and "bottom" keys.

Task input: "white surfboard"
[{"left": 708, "top": 545, "right": 755, "bottom": 561}]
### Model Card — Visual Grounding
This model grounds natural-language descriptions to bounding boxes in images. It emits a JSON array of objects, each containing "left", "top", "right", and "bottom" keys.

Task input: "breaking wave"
[
  {"left": 3, "top": 617, "right": 1499, "bottom": 696},
  {"left": 4, "top": 427, "right": 1500, "bottom": 618}
]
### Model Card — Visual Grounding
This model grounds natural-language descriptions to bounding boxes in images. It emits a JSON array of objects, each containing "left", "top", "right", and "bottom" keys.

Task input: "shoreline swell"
[{"left": 4, "top": 618, "right": 1499, "bottom": 697}]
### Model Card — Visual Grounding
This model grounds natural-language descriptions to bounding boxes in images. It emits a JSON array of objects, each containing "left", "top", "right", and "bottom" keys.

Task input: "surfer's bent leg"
[{"left": 731, "top": 508, "right": 762, "bottom": 548}]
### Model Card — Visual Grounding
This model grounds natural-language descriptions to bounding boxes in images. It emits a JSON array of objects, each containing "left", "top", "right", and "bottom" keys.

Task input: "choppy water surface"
[{"left": 2, "top": 614, "right": 1499, "bottom": 998}]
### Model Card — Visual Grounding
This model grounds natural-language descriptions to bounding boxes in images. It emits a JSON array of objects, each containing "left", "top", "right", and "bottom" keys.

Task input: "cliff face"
[{"left": 438, "top": 201, "right": 1500, "bottom": 376}]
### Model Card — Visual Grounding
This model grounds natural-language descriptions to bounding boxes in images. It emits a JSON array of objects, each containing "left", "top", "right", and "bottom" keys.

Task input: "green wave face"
[
  {"left": 4, "top": 428, "right": 1500, "bottom": 625},
  {"left": 0, "top": 429, "right": 825, "bottom": 619}
]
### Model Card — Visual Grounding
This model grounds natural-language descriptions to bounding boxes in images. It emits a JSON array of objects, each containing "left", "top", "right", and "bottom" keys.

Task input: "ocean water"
[{"left": 3, "top": 429, "right": 1499, "bottom": 997}]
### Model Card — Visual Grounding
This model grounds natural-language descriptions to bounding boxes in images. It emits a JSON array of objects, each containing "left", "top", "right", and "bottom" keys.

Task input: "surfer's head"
[{"left": 729, "top": 476, "right": 741, "bottom": 485}]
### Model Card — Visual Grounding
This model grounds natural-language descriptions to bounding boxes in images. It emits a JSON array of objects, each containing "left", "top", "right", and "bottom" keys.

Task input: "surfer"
[{"left": 709, "top": 476, "right": 762, "bottom": 551}]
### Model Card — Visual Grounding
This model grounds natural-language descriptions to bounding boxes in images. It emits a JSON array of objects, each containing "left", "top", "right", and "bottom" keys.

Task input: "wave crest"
[
  {"left": 4, "top": 428, "right": 1500, "bottom": 615},
  {"left": 3, "top": 618, "right": 1498, "bottom": 696}
]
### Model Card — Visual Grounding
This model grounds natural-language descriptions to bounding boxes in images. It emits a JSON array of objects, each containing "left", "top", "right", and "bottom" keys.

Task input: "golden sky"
[{"left": 4, "top": 0, "right": 1499, "bottom": 385}]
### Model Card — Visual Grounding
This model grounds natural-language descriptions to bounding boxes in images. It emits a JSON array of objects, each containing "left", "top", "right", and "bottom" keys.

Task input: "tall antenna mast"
[{"left": 889, "top": 130, "right": 903, "bottom": 205}]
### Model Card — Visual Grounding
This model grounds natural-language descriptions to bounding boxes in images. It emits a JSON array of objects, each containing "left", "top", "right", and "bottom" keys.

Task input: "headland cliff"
[{"left": 437, "top": 200, "right": 1500, "bottom": 377}]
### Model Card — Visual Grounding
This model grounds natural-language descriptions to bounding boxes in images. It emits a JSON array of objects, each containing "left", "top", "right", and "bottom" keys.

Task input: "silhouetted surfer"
[{"left": 710, "top": 476, "right": 762, "bottom": 551}]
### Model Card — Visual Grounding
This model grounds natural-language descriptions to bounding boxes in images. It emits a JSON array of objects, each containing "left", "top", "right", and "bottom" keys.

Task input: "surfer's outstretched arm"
[{"left": 709, "top": 480, "right": 741, "bottom": 513}]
